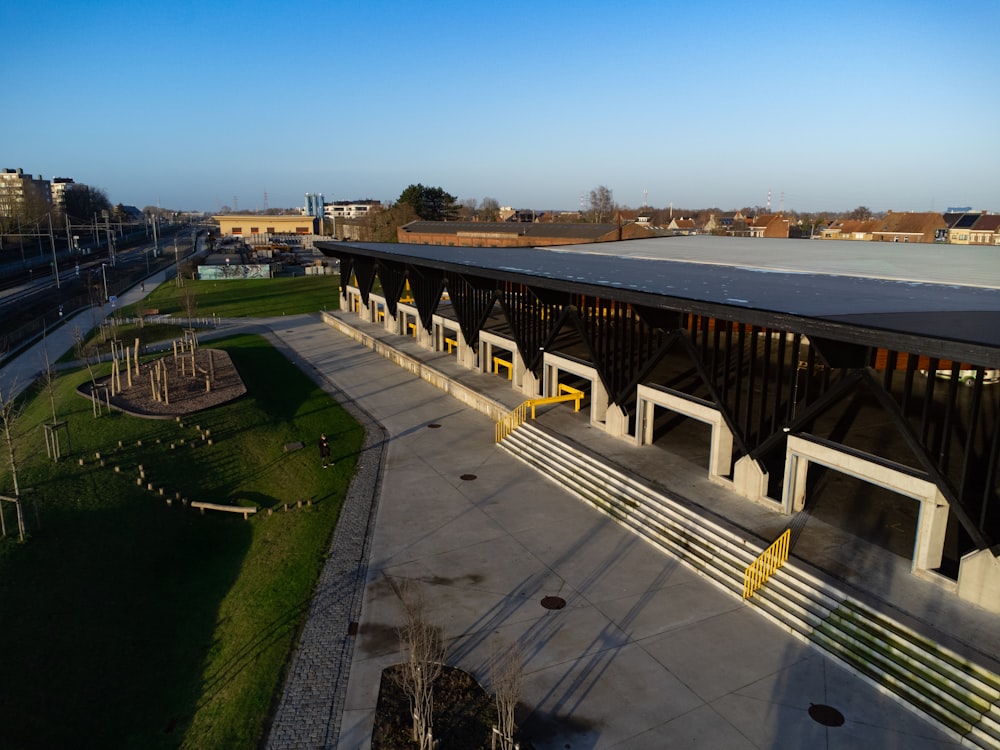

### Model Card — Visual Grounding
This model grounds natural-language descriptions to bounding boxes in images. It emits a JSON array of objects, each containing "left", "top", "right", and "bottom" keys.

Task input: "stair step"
[{"left": 499, "top": 423, "right": 1000, "bottom": 746}]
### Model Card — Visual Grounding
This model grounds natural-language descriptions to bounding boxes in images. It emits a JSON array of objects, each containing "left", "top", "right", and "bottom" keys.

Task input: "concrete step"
[{"left": 499, "top": 422, "right": 1000, "bottom": 748}]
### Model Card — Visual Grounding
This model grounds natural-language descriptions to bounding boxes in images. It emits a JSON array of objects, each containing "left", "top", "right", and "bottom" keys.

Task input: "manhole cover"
[
  {"left": 427, "top": 423, "right": 442, "bottom": 429},
  {"left": 808, "top": 703, "right": 844, "bottom": 727},
  {"left": 541, "top": 596, "right": 566, "bottom": 610},
  {"left": 460, "top": 474, "right": 477, "bottom": 481}
]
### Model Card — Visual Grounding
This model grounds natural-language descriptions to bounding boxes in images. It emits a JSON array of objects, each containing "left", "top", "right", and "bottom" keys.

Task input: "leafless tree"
[
  {"left": 182, "top": 285, "right": 198, "bottom": 328},
  {"left": 588, "top": 185, "right": 615, "bottom": 224},
  {"left": 391, "top": 578, "right": 444, "bottom": 750},
  {"left": 72, "top": 326, "right": 97, "bottom": 386},
  {"left": 39, "top": 346, "right": 59, "bottom": 425},
  {"left": 490, "top": 637, "right": 524, "bottom": 750},
  {"left": 0, "top": 377, "right": 27, "bottom": 541},
  {"left": 479, "top": 197, "right": 501, "bottom": 222}
]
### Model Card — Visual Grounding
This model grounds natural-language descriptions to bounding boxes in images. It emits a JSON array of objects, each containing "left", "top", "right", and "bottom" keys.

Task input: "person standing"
[{"left": 318, "top": 433, "right": 331, "bottom": 468}]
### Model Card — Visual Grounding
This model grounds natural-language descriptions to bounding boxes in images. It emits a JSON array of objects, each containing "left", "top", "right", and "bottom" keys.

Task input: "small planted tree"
[
  {"left": 0, "top": 377, "right": 27, "bottom": 540},
  {"left": 72, "top": 326, "right": 97, "bottom": 387},
  {"left": 391, "top": 579, "right": 444, "bottom": 750},
  {"left": 490, "top": 637, "right": 524, "bottom": 750},
  {"left": 38, "top": 346, "right": 69, "bottom": 461}
]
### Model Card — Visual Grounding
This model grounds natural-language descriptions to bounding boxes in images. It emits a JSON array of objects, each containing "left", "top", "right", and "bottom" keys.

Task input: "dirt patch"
[
  {"left": 372, "top": 664, "right": 523, "bottom": 750},
  {"left": 78, "top": 347, "right": 247, "bottom": 418}
]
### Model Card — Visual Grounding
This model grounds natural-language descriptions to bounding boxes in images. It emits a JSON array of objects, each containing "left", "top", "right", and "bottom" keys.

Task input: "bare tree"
[
  {"left": 182, "top": 285, "right": 198, "bottom": 328},
  {"left": 391, "top": 579, "right": 444, "bottom": 750},
  {"left": 588, "top": 185, "right": 615, "bottom": 223},
  {"left": 490, "top": 637, "right": 524, "bottom": 750},
  {"left": 0, "top": 377, "right": 27, "bottom": 541},
  {"left": 479, "top": 197, "right": 501, "bottom": 222},
  {"left": 72, "top": 326, "right": 97, "bottom": 386}
]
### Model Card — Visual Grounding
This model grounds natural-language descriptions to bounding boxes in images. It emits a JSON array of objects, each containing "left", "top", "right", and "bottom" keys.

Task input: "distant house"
[
  {"left": 665, "top": 217, "right": 698, "bottom": 235},
  {"left": 396, "top": 220, "right": 659, "bottom": 247},
  {"left": 870, "top": 211, "right": 946, "bottom": 244},
  {"left": 748, "top": 213, "right": 790, "bottom": 239},
  {"left": 968, "top": 214, "right": 1000, "bottom": 245},
  {"left": 704, "top": 211, "right": 747, "bottom": 235},
  {"left": 945, "top": 211, "right": 990, "bottom": 245},
  {"left": 821, "top": 218, "right": 879, "bottom": 241}
]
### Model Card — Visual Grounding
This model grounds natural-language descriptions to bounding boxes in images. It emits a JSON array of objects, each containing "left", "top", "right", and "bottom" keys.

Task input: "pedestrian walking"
[{"left": 318, "top": 433, "right": 331, "bottom": 468}]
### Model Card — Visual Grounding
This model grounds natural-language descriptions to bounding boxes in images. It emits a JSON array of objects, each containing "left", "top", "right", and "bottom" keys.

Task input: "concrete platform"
[{"left": 269, "top": 314, "right": 970, "bottom": 749}]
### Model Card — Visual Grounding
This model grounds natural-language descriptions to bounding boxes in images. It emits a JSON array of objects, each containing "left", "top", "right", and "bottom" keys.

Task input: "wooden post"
[{"left": 134, "top": 338, "right": 140, "bottom": 376}]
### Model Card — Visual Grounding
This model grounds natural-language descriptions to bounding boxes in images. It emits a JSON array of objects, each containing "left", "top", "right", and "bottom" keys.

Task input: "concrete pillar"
[
  {"left": 958, "top": 549, "right": 1000, "bottom": 614},
  {"left": 519, "top": 368, "right": 542, "bottom": 398},
  {"left": 358, "top": 297, "right": 373, "bottom": 323},
  {"left": 479, "top": 339, "right": 492, "bottom": 375},
  {"left": 591, "top": 380, "right": 609, "bottom": 424},
  {"left": 733, "top": 456, "right": 769, "bottom": 502},
  {"left": 415, "top": 319, "right": 433, "bottom": 350},
  {"left": 913, "top": 492, "right": 948, "bottom": 572},
  {"left": 604, "top": 404, "right": 629, "bottom": 439},
  {"left": 782, "top": 453, "right": 809, "bottom": 514},
  {"left": 457, "top": 331, "right": 477, "bottom": 370}
]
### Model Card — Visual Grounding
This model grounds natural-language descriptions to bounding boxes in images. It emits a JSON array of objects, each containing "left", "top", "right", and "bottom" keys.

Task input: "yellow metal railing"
[
  {"left": 743, "top": 529, "right": 791, "bottom": 599},
  {"left": 494, "top": 387, "right": 585, "bottom": 443},
  {"left": 493, "top": 356, "right": 513, "bottom": 379}
]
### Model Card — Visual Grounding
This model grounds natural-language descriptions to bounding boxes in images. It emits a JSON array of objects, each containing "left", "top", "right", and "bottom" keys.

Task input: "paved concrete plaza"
[
  {"left": 0, "top": 294, "right": 973, "bottom": 749},
  {"left": 269, "top": 316, "right": 964, "bottom": 750}
]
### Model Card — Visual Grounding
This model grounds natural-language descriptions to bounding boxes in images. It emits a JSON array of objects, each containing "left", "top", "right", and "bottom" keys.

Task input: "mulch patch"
[
  {"left": 77, "top": 347, "right": 247, "bottom": 418},
  {"left": 372, "top": 664, "right": 520, "bottom": 750}
]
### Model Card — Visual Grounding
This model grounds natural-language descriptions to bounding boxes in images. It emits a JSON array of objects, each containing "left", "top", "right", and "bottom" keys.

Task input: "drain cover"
[
  {"left": 460, "top": 474, "right": 477, "bottom": 481},
  {"left": 427, "top": 423, "right": 441, "bottom": 429},
  {"left": 541, "top": 596, "right": 566, "bottom": 610},
  {"left": 808, "top": 703, "right": 844, "bottom": 727}
]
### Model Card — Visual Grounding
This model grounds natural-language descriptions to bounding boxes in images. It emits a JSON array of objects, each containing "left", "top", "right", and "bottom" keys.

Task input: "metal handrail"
[
  {"left": 494, "top": 389, "right": 585, "bottom": 443},
  {"left": 742, "top": 528, "right": 791, "bottom": 599}
]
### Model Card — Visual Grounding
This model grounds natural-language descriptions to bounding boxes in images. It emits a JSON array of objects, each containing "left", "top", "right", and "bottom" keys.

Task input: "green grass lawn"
[
  {"left": 0, "top": 334, "right": 365, "bottom": 750},
  {"left": 118, "top": 276, "right": 341, "bottom": 320}
]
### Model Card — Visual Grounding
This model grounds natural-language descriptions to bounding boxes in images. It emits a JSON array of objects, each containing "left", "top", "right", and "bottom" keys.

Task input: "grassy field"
[
  {"left": 117, "top": 276, "right": 341, "bottom": 319},
  {"left": 0, "top": 334, "right": 365, "bottom": 749}
]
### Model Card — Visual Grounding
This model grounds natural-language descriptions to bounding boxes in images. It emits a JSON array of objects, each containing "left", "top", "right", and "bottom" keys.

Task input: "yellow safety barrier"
[
  {"left": 743, "top": 529, "right": 791, "bottom": 599},
  {"left": 494, "top": 388, "right": 585, "bottom": 443},
  {"left": 557, "top": 384, "right": 584, "bottom": 410},
  {"left": 493, "top": 356, "right": 513, "bottom": 380}
]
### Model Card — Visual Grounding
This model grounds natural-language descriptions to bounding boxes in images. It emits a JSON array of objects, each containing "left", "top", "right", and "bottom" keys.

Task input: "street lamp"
[{"left": 101, "top": 263, "right": 109, "bottom": 302}]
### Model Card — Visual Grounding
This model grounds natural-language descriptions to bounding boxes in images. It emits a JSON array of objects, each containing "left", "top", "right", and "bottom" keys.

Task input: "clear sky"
[{"left": 3, "top": 0, "right": 998, "bottom": 214}]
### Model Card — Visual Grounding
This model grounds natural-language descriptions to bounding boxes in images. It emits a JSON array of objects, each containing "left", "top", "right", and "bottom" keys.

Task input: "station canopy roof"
[{"left": 321, "top": 236, "right": 1000, "bottom": 366}]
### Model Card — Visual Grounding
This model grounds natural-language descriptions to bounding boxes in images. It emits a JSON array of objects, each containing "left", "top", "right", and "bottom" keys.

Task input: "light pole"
[
  {"left": 48, "top": 213, "right": 60, "bottom": 289},
  {"left": 174, "top": 238, "right": 180, "bottom": 287},
  {"left": 101, "top": 263, "right": 109, "bottom": 302}
]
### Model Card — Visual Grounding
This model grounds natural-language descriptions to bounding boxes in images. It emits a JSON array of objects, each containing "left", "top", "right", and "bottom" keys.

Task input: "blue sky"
[{"left": 3, "top": 0, "right": 998, "bottom": 214}]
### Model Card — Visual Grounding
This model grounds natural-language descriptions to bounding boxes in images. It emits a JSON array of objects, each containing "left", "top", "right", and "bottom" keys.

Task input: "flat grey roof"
[{"left": 322, "top": 236, "right": 1000, "bottom": 365}]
